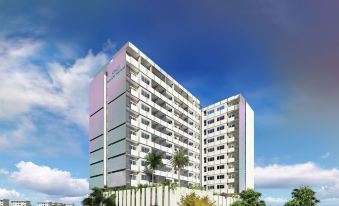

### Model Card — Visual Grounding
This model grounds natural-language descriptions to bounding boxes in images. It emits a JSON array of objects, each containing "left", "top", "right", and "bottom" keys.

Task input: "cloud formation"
[
  {"left": 255, "top": 162, "right": 339, "bottom": 200},
  {"left": 11, "top": 161, "right": 89, "bottom": 197},
  {"left": 0, "top": 188, "right": 23, "bottom": 199}
]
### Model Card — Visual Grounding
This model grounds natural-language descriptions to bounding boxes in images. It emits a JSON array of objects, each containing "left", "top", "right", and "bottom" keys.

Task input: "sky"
[{"left": 0, "top": 0, "right": 339, "bottom": 205}]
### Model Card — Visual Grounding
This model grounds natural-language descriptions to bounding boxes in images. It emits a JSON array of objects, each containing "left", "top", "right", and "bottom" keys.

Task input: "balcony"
[
  {"left": 131, "top": 103, "right": 138, "bottom": 112},
  {"left": 228, "top": 158, "right": 235, "bottom": 163},
  {"left": 130, "top": 133, "right": 138, "bottom": 142},
  {"left": 228, "top": 168, "right": 235, "bottom": 173},
  {"left": 131, "top": 164, "right": 138, "bottom": 171},
  {"left": 228, "top": 147, "right": 235, "bottom": 153},
  {"left": 126, "top": 55, "right": 139, "bottom": 69},
  {"left": 228, "top": 178, "right": 235, "bottom": 183},
  {"left": 130, "top": 89, "right": 138, "bottom": 98},
  {"left": 131, "top": 150, "right": 139, "bottom": 157},
  {"left": 131, "top": 73, "right": 138, "bottom": 83},
  {"left": 228, "top": 137, "right": 235, "bottom": 143},
  {"left": 228, "top": 127, "right": 235, "bottom": 133},
  {"left": 131, "top": 119, "right": 138, "bottom": 127}
]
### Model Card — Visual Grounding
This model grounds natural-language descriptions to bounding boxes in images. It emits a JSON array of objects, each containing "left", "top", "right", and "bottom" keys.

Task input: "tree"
[
  {"left": 144, "top": 151, "right": 163, "bottom": 183},
  {"left": 284, "top": 186, "right": 320, "bottom": 206},
  {"left": 231, "top": 189, "right": 266, "bottom": 206},
  {"left": 171, "top": 150, "right": 189, "bottom": 187},
  {"left": 82, "top": 188, "right": 116, "bottom": 206},
  {"left": 179, "top": 192, "right": 214, "bottom": 206}
]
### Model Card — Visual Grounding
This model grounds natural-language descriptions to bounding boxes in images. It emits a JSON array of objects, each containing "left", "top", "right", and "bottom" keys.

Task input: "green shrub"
[{"left": 179, "top": 192, "right": 214, "bottom": 206}]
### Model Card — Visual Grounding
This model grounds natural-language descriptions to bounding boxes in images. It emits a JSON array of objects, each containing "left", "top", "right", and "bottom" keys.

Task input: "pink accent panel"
[
  {"left": 89, "top": 72, "right": 104, "bottom": 115},
  {"left": 107, "top": 170, "right": 126, "bottom": 187},
  {"left": 107, "top": 69, "right": 126, "bottom": 102},
  {"left": 89, "top": 109, "right": 104, "bottom": 140},
  {"left": 106, "top": 49, "right": 126, "bottom": 81}
]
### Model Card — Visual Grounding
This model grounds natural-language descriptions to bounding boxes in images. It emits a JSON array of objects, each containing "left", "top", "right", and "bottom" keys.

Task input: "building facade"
[
  {"left": 37, "top": 202, "right": 74, "bottom": 206},
  {"left": 0, "top": 199, "right": 9, "bottom": 206},
  {"left": 10, "top": 201, "right": 31, "bottom": 206},
  {"left": 202, "top": 95, "right": 254, "bottom": 193},
  {"left": 89, "top": 42, "right": 254, "bottom": 193}
]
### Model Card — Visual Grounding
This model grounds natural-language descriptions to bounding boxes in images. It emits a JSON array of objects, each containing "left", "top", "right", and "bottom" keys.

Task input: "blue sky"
[{"left": 1, "top": 0, "right": 339, "bottom": 205}]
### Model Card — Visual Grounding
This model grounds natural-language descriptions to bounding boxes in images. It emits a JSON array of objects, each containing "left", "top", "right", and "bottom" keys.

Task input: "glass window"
[
  {"left": 141, "top": 118, "right": 150, "bottom": 126},
  {"left": 207, "top": 119, "right": 215, "bottom": 124},
  {"left": 207, "top": 110, "right": 214, "bottom": 115},
  {"left": 141, "top": 76, "right": 150, "bottom": 85},
  {"left": 217, "top": 126, "right": 225, "bottom": 131},
  {"left": 141, "top": 132, "right": 150, "bottom": 139},
  {"left": 217, "top": 145, "right": 225, "bottom": 150},
  {"left": 207, "top": 129, "right": 214, "bottom": 134},
  {"left": 217, "top": 116, "right": 225, "bottom": 121},
  {"left": 141, "top": 147, "right": 150, "bottom": 153},
  {"left": 217, "top": 105, "right": 225, "bottom": 111},
  {"left": 217, "top": 135, "right": 225, "bottom": 141},
  {"left": 207, "top": 138, "right": 214, "bottom": 143},
  {"left": 141, "top": 90, "right": 150, "bottom": 99},
  {"left": 141, "top": 104, "right": 150, "bottom": 112}
]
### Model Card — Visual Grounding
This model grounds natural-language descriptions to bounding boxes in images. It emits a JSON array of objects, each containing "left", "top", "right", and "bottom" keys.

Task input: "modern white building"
[
  {"left": 37, "top": 202, "right": 74, "bottom": 206},
  {"left": 89, "top": 42, "right": 254, "bottom": 193},
  {"left": 10, "top": 201, "right": 31, "bottom": 206},
  {"left": 0, "top": 199, "right": 9, "bottom": 206},
  {"left": 202, "top": 95, "right": 254, "bottom": 193}
]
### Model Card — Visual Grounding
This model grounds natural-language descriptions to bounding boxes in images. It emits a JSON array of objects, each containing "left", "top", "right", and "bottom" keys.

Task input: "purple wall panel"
[
  {"left": 89, "top": 109, "right": 104, "bottom": 140},
  {"left": 107, "top": 68, "right": 126, "bottom": 103},
  {"left": 106, "top": 49, "right": 126, "bottom": 81},
  {"left": 107, "top": 171, "right": 127, "bottom": 187},
  {"left": 89, "top": 72, "right": 104, "bottom": 115}
]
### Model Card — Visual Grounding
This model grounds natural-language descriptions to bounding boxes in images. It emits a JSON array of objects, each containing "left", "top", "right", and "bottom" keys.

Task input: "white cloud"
[
  {"left": 0, "top": 188, "right": 23, "bottom": 199},
  {"left": 11, "top": 161, "right": 89, "bottom": 197},
  {"left": 321, "top": 152, "right": 330, "bottom": 159},
  {"left": 0, "top": 35, "right": 109, "bottom": 129},
  {"left": 0, "top": 168, "right": 9, "bottom": 175},
  {"left": 255, "top": 162, "right": 339, "bottom": 200},
  {"left": 262, "top": 196, "right": 286, "bottom": 205}
]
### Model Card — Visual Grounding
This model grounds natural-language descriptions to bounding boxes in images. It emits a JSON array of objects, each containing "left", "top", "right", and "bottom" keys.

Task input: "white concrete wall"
[
  {"left": 245, "top": 103, "right": 254, "bottom": 189},
  {"left": 105, "top": 186, "right": 237, "bottom": 206}
]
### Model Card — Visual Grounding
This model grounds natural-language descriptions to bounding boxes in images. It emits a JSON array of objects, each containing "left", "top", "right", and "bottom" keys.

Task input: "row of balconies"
[
  {"left": 204, "top": 104, "right": 239, "bottom": 119},
  {"left": 129, "top": 163, "right": 200, "bottom": 183},
  {"left": 126, "top": 54, "right": 201, "bottom": 115},
  {"left": 203, "top": 157, "right": 236, "bottom": 166},
  {"left": 202, "top": 137, "right": 236, "bottom": 148},
  {"left": 137, "top": 79, "right": 200, "bottom": 130},
  {"left": 129, "top": 104, "right": 200, "bottom": 145},
  {"left": 129, "top": 88, "right": 200, "bottom": 141},
  {"left": 203, "top": 116, "right": 236, "bottom": 128},
  {"left": 204, "top": 178, "right": 235, "bottom": 184}
]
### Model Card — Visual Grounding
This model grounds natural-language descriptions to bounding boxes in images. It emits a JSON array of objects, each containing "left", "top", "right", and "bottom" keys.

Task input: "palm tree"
[
  {"left": 171, "top": 150, "right": 189, "bottom": 187},
  {"left": 284, "top": 186, "right": 320, "bottom": 206},
  {"left": 82, "top": 187, "right": 116, "bottom": 206},
  {"left": 144, "top": 151, "right": 163, "bottom": 183},
  {"left": 231, "top": 189, "right": 266, "bottom": 206}
]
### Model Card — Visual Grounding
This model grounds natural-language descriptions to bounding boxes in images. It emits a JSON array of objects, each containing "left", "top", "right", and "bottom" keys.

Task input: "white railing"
[{"left": 105, "top": 186, "right": 237, "bottom": 206}]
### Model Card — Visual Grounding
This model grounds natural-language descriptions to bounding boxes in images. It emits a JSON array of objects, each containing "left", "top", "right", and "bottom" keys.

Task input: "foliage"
[
  {"left": 171, "top": 150, "right": 189, "bottom": 186},
  {"left": 82, "top": 187, "right": 116, "bottom": 206},
  {"left": 189, "top": 184, "right": 204, "bottom": 190},
  {"left": 144, "top": 152, "right": 163, "bottom": 183},
  {"left": 231, "top": 189, "right": 266, "bottom": 206},
  {"left": 284, "top": 186, "right": 320, "bottom": 206},
  {"left": 179, "top": 192, "right": 214, "bottom": 206}
]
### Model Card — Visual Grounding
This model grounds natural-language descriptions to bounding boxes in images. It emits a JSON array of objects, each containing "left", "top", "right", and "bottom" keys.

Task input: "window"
[
  {"left": 208, "top": 186, "right": 215, "bottom": 189},
  {"left": 207, "top": 148, "right": 214, "bottom": 152},
  {"left": 217, "top": 145, "right": 225, "bottom": 150},
  {"left": 207, "top": 119, "right": 214, "bottom": 124},
  {"left": 208, "top": 157, "right": 214, "bottom": 162},
  {"left": 141, "top": 90, "right": 150, "bottom": 98},
  {"left": 217, "top": 126, "right": 225, "bottom": 131},
  {"left": 130, "top": 159, "right": 136, "bottom": 165},
  {"left": 207, "top": 166, "right": 214, "bottom": 171},
  {"left": 207, "top": 110, "right": 214, "bottom": 115},
  {"left": 217, "top": 105, "right": 225, "bottom": 111},
  {"left": 204, "top": 139, "right": 207, "bottom": 145},
  {"left": 207, "top": 176, "right": 214, "bottom": 180},
  {"left": 141, "top": 160, "right": 146, "bottom": 166},
  {"left": 217, "top": 165, "right": 225, "bottom": 170},
  {"left": 217, "top": 175, "right": 225, "bottom": 179},
  {"left": 207, "top": 138, "right": 214, "bottom": 143},
  {"left": 141, "top": 118, "right": 150, "bottom": 126},
  {"left": 141, "top": 132, "right": 150, "bottom": 139},
  {"left": 130, "top": 145, "right": 136, "bottom": 150},
  {"left": 142, "top": 175, "right": 147, "bottom": 180},
  {"left": 141, "top": 147, "right": 150, "bottom": 153},
  {"left": 141, "top": 104, "right": 150, "bottom": 112},
  {"left": 130, "top": 174, "right": 136, "bottom": 180},
  {"left": 217, "top": 155, "right": 225, "bottom": 160},
  {"left": 217, "top": 135, "right": 225, "bottom": 141},
  {"left": 141, "top": 76, "right": 150, "bottom": 85},
  {"left": 217, "top": 116, "right": 225, "bottom": 121},
  {"left": 207, "top": 129, "right": 214, "bottom": 134},
  {"left": 217, "top": 185, "right": 225, "bottom": 189}
]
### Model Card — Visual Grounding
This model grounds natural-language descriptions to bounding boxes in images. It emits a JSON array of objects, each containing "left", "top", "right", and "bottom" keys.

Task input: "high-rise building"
[
  {"left": 89, "top": 42, "right": 254, "bottom": 193},
  {"left": 10, "top": 201, "right": 31, "bottom": 206},
  {"left": 202, "top": 95, "right": 254, "bottom": 193}
]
